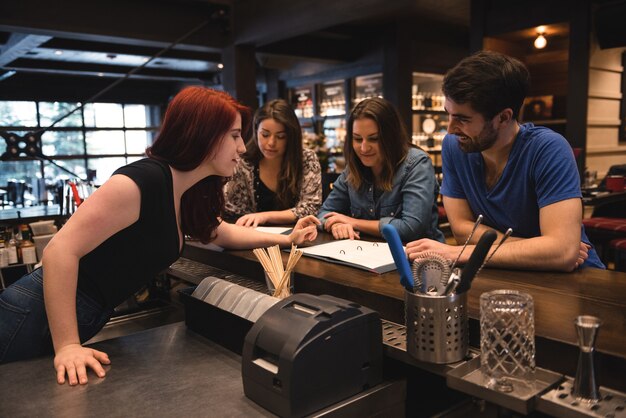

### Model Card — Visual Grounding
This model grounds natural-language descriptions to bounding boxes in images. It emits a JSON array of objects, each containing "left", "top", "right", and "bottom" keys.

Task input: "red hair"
[{"left": 147, "top": 86, "right": 251, "bottom": 243}]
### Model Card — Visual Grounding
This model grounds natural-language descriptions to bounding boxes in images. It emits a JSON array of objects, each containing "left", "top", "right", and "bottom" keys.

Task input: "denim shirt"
[{"left": 318, "top": 147, "right": 445, "bottom": 243}]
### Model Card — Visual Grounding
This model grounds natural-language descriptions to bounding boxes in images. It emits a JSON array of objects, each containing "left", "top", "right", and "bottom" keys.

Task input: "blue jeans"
[{"left": 0, "top": 267, "right": 113, "bottom": 364}]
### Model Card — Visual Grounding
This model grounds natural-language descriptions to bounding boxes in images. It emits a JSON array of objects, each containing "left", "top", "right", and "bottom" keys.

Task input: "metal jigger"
[{"left": 572, "top": 315, "right": 602, "bottom": 402}]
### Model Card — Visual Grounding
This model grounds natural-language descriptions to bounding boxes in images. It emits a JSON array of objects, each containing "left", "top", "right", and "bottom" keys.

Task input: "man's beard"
[{"left": 457, "top": 122, "right": 498, "bottom": 153}]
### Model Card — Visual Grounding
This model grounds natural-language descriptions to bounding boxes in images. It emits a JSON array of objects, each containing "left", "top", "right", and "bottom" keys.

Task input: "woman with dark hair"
[
  {"left": 224, "top": 99, "right": 322, "bottom": 227},
  {"left": 317, "top": 97, "right": 444, "bottom": 243},
  {"left": 0, "top": 87, "right": 320, "bottom": 383}
]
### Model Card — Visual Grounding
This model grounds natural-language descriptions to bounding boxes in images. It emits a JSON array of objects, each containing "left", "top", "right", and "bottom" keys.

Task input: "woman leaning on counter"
[
  {"left": 0, "top": 87, "right": 320, "bottom": 385},
  {"left": 224, "top": 99, "right": 322, "bottom": 227},
  {"left": 317, "top": 97, "right": 444, "bottom": 243}
]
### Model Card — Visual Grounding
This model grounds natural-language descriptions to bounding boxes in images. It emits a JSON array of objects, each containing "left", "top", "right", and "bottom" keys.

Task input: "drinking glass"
[
  {"left": 265, "top": 271, "right": 294, "bottom": 299},
  {"left": 480, "top": 290, "right": 535, "bottom": 393}
]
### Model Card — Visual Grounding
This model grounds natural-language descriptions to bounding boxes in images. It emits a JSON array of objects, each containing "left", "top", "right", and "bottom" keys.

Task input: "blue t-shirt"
[{"left": 441, "top": 123, "right": 604, "bottom": 269}]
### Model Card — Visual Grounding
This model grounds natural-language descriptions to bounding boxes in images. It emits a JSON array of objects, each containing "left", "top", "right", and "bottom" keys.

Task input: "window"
[{"left": 0, "top": 101, "right": 160, "bottom": 205}]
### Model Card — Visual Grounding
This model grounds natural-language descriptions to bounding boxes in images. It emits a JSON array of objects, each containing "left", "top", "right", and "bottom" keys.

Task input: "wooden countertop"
[
  {"left": 184, "top": 232, "right": 626, "bottom": 361},
  {"left": 185, "top": 233, "right": 626, "bottom": 359}
]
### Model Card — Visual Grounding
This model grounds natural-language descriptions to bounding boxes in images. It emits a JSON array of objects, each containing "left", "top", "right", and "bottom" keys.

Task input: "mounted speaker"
[{"left": 595, "top": 1, "right": 626, "bottom": 49}]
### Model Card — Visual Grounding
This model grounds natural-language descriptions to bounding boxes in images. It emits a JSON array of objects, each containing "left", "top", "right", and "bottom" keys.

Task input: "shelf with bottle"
[
  {"left": 411, "top": 72, "right": 448, "bottom": 174},
  {"left": 412, "top": 72, "right": 446, "bottom": 112},
  {"left": 0, "top": 223, "right": 38, "bottom": 270},
  {"left": 412, "top": 132, "right": 446, "bottom": 152},
  {"left": 412, "top": 91, "right": 446, "bottom": 113}
]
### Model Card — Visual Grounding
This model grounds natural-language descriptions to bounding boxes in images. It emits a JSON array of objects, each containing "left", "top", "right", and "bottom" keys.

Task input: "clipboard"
[{"left": 298, "top": 239, "right": 398, "bottom": 274}]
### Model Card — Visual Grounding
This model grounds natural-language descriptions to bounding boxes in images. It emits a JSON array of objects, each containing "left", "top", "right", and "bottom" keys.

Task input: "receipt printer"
[{"left": 242, "top": 293, "right": 382, "bottom": 417}]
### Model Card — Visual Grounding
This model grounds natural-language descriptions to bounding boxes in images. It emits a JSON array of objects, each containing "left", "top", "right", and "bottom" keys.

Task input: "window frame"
[{"left": 0, "top": 101, "right": 160, "bottom": 184}]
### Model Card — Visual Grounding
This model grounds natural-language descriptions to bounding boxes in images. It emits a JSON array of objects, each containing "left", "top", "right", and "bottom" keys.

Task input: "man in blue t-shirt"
[{"left": 406, "top": 51, "right": 604, "bottom": 270}]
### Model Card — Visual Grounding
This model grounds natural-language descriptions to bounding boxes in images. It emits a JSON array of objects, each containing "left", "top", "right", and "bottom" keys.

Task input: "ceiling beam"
[
  {"left": 0, "top": 0, "right": 230, "bottom": 53},
  {"left": 0, "top": 32, "right": 51, "bottom": 66},
  {"left": 0, "top": 72, "right": 181, "bottom": 104},
  {"left": 234, "top": 0, "right": 414, "bottom": 46},
  {"left": 4, "top": 58, "right": 216, "bottom": 83},
  {"left": 257, "top": 37, "right": 360, "bottom": 63},
  {"left": 41, "top": 38, "right": 222, "bottom": 63}
]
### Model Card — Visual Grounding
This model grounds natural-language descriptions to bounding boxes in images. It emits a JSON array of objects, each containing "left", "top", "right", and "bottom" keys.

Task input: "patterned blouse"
[{"left": 224, "top": 148, "right": 322, "bottom": 219}]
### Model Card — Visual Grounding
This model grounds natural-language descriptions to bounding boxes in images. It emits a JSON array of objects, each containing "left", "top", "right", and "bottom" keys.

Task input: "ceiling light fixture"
[
  {"left": 217, "top": 63, "right": 224, "bottom": 69},
  {"left": 534, "top": 26, "right": 547, "bottom": 49},
  {"left": 54, "top": 50, "right": 63, "bottom": 55}
]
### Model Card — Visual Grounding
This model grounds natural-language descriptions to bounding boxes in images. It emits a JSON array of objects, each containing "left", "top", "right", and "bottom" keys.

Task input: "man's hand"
[
  {"left": 235, "top": 212, "right": 268, "bottom": 227},
  {"left": 575, "top": 242, "right": 591, "bottom": 269},
  {"left": 405, "top": 238, "right": 463, "bottom": 263},
  {"left": 288, "top": 215, "right": 320, "bottom": 245},
  {"left": 54, "top": 343, "right": 110, "bottom": 385}
]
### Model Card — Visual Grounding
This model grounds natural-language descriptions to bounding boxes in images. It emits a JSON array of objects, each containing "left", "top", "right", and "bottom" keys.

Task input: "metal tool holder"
[
  {"left": 405, "top": 289, "right": 469, "bottom": 364},
  {"left": 169, "top": 257, "right": 626, "bottom": 417}
]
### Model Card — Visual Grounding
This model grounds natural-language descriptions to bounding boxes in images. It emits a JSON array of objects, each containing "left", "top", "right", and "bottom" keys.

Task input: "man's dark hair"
[{"left": 442, "top": 50, "right": 530, "bottom": 120}]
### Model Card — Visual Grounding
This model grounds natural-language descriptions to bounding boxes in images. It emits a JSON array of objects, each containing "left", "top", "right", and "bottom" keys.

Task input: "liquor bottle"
[
  {"left": 0, "top": 239, "right": 8, "bottom": 268},
  {"left": 18, "top": 224, "right": 38, "bottom": 265},
  {"left": 416, "top": 92, "right": 424, "bottom": 110},
  {"left": 6, "top": 228, "right": 19, "bottom": 265}
]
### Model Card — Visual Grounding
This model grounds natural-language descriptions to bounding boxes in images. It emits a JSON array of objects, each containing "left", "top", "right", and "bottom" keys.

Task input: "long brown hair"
[
  {"left": 244, "top": 99, "right": 303, "bottom": 209},
  {"left": 147, "top": 86, "right": 251, "bottom": 243},
  {"left": 344, "top": 97, "right": 410, "bottom": 191}
]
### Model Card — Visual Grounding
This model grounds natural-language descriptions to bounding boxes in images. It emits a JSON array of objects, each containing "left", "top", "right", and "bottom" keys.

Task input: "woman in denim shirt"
[{"left": 317, "top": 97, "right": 444, "bottom": 243}]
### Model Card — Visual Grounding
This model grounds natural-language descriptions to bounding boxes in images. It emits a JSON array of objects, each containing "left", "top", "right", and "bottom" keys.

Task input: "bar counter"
[{"left": 183, "top": 231, "right": 626, "bottom": 393}]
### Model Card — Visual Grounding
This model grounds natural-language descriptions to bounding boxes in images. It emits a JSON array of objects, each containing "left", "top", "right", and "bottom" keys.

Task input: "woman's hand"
[
  {"left": 323, "top": 213, "right": 361, "bottom": 240},
  {"left": 323, "top": 212, "right": 356, "bottom": 231},
  {"left": 288, "top": 215, "right": 320, "bottom": 245},
  {"left": 235, "top": 212, "right": 268, "bottom": 227},
  {"left": 330, "top": 223, "right": 360, "bottom": 240},
  {"left": 405, "top": 238, "right": 462, "bottom": 263},
  {"left": 54, "top": 343, "right": 110, "bottom": 385}
]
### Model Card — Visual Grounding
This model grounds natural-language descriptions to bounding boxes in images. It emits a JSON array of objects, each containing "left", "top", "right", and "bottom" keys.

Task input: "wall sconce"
[{"left": 534, "top": 26, "right": 547, "bottom": 49}]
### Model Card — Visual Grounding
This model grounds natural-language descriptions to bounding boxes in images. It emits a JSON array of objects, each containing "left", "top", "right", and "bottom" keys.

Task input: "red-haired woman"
[{"left": 0, "top": 87, "right": 320, "bottom": 384}]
